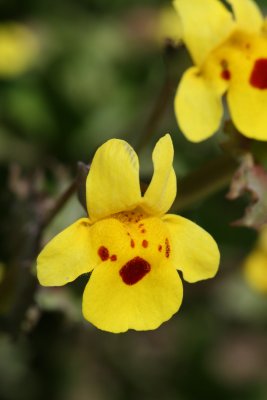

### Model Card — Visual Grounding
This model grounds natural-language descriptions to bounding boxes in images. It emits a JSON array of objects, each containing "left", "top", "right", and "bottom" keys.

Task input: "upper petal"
[
  {"left": 173, "top": 0, "right": 234, "bottom": 65},
  {"left": 163, "top": 214, "right": 220, "bottom": 282},
  {"left": 86, "top": 139, "right": 142, "bottom": 222},
  {"left": 37, "top": 218, "right": 96, "bottom": 286},
  {"left": 175, "top": 67, "right": 224, "bottom": 142},
  {"left": 142, "top": 134, "right": 177, "bottom": 216},
  {"left": 227, "top": 0, "right": 263, "bottom": 33},
  {"left": 82, "top": 258, "right": 183, "bottom": 333}
]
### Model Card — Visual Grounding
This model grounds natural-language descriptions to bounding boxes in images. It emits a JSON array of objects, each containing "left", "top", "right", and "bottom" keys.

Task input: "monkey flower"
[
  {"left": 37, "top": 135, "right": 219, "bottom": 333},
  {"left": 174, "top": 0, "right": 267, "bottom": 142}
]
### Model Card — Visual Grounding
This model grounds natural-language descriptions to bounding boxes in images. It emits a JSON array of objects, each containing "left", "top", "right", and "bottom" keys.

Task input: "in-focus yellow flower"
[
  {"left": 37, "top": 135, "right": 219, "bottom": 333},
  {"left": 0, "top": 23, "right": 38, "bottom": 77},
  {"left": 174, "top": 0, "right": 267, "bottom": 142},
  {"left": 244, "top": 226, "right": 267, "bottom": 292}
]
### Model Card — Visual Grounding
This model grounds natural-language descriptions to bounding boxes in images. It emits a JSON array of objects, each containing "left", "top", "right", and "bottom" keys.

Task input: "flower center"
[
  {"left": 250, "top": 58, "right": 267, "bottom": 89},
  {"left": 119, "top": 257, "right": 151, "bottom": 285}
]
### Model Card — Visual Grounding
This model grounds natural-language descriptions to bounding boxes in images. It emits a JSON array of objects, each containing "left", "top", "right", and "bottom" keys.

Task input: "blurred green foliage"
[{"left": 0, "top": 0, "right": 267, "bottom": 399}]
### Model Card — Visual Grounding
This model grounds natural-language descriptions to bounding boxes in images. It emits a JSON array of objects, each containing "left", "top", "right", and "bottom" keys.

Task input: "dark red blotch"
[
  {"left": 250, "top": 58, "right": 267, "bottom": 89},
  {"left": 98, "top": 246, "right": 109, "bottom": 261},
  {"left": 221, "top": 69, "right": 231, "bottom": 81},
  {"left": 120, "top": 257, "right": 151, "bottom": 285}
]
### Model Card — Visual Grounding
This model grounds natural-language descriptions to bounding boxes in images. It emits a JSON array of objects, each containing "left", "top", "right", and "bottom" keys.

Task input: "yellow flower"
[
  {"left": 37, "top": 135, "right": 219, "bottom": 333},
  {"left": 244, "top": 226, "right": 267, "bottom": 293},
  {"left": 156, "top": 6, "right": 182, "bottom": 45},
  {"left": 174, "top": 0, "right": 267, "bottom": 142},
  {"left": 0, "top": 23, "right": 38, "bottom": 77}
]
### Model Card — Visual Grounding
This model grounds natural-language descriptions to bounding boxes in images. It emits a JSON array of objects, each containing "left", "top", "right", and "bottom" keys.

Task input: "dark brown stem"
[
  {"left": 0, "top": 178, "right": 78, "bottom": 339},
  {"left": 41, "top": 179, "right": 77, "bottom": 230},
  {"left": 136, "top": 75, "right": 174, "bottom": 153},
  {"left": 171, "top": 154, "right": 238, "bottom": 212}
]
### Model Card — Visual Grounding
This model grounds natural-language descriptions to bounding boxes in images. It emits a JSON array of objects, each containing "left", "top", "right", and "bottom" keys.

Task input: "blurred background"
[{"left": 0, "top": 0, "right": 267, "bottom": 399}]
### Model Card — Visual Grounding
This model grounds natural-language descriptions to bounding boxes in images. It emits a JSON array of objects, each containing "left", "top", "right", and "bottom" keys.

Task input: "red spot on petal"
[
  {"left": 98, "top": 246, "right": 109, "bottom": 261},
  {"left": 120, "top": 257, "right": 151, "bottom": 285},
  {"left": 221, "top": 69, "right": 231, "bottom": 81},
  {"left": 110, "top": 255, "right": 117, "bottom": 262},
  {"left": 142, "top": 240, "right": 148, "bottom": 248},
  {"left": 131, "top": 239, "right": 135, "bottom": 248},
  {"left": 165, "top": 238, "right": 170, "bottom": 258},
  {"left": 158, "top": 245, "right": 162, "bottom": 252},
  {"left": 141, "top": 229, "right": 146, "bottom": 233},
  {"left": 250, "top": 58, "right": 267, "bottom": 89},
  {"left": 139, "top": 223, "right": 144, "bottom": 228}
]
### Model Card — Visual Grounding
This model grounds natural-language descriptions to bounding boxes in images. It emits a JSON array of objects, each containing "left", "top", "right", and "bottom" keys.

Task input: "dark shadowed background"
[{"left": 0, "top": 0, "right": 267, "bottom": 399}]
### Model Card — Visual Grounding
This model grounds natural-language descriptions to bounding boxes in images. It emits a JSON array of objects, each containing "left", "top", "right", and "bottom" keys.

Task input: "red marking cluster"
[
  {"left": 250, "top": 58, "right": 267, "bottom": 89},
  {"left": 98, "top": 246, "right": 117, "bottom": 262},
  {"left": 98, "top": 246, "right": 109, "bottom": 261},
  {"left": 221, "top": 69, "right": 231, "bottom": 81},
  {"left": 120, "top": 257, "right": 151, "bottom": 285},
  {"left": 165, "top": 238, "right": 170, "bottom": 258},
  {"left": 142, "top": 240, "right": 148, "bottom": 248}
]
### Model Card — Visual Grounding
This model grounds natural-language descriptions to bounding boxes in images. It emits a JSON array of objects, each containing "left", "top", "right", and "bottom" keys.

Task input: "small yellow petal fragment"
[
  {"left": 163, "top": 214, "right": 220, "bottom": 283},
  {"left": 157, "top": 6, "right": 182, "bottom": 45},
  {"left": 37, "top": 218, "right": 95, "bottom": 286},
  {"left": 175, "top": 67, "right": 223, "bottom": 142},
  {"left": 86, "top": 139, "right": 141, "bottom": 222},
  {"left": 143, "top": 134, "right": 177, "bottom": 216},
  {"left": 244, "top": 249, "right": 267, "bottom": 293}
]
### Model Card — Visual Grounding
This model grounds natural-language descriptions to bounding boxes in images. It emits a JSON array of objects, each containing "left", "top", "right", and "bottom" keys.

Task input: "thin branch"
[
  {"left": 172, "top": 154, "right": 238, "bottom": 212},
  {"left": 136, "top": 75, "right": 174, "bottom": 153},
  {"left": 41, "top": 179, "right": 77, "bottom": 230}
]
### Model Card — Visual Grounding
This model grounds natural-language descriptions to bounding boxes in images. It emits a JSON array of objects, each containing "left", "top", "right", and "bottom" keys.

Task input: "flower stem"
[{"left": 172, "top": 154, "right": 238, "bottom": 212}]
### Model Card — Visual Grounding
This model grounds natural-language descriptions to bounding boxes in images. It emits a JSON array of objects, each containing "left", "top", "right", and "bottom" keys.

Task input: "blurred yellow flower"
[
  {"left": 37, "top": 135, "right": 219, "bottom": 333},
  {"left": 156, "top": 6, "right": 182, "bottom": 45},
  {"left": 174, "top": 0, "right": 267, "bottom": 142},
  {"left": 0, "top": 23, "right": 38, "bottom": 77},
  {"left": 244, "top": 226, "right": 267, "bottom": 293}
]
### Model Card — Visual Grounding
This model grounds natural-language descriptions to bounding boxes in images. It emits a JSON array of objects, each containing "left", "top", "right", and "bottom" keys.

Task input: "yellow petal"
[
  {"left": 173, "top": 0, "right": 234, "bottom": 65},
  {"left": 244, "top": 249, "right": 267, "bottom": 293},
  {"left": 142, "top": 134, "right": 177, "bottom": 216},
  {"left": 86, "top": 139, "right": 142, "bottom": 222},
  {"left": 227, "top": 0, "right": 263, "bottom": 33},
  {"left": 37, "top": 218, "right": 95, "bottom": 286},
  {"left": 162, "top": 214, "right": 220, "bottom": 282},
  {"left": 175, "top": 67, "right": 224, "bottom": 142},
  {"left": 227, "top": 57, "right": 267, "bottom": 140},
  {"left": 82, "top": 258, "right": 183, "bottom": 333}
]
